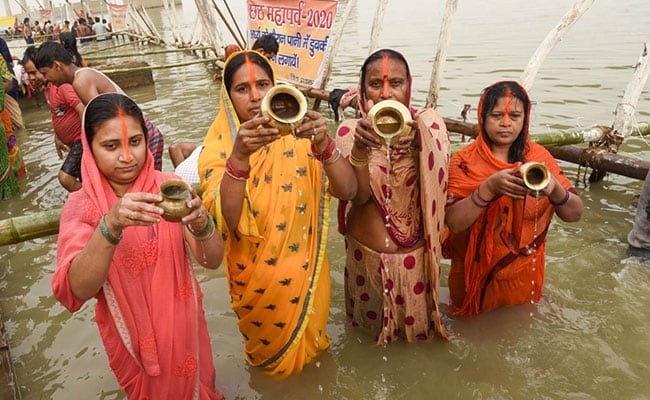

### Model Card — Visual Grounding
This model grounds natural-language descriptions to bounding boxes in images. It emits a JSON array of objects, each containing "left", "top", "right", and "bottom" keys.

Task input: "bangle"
[
  {"left": 311, "top": 136, "right": 337, "bottom": 162},
  {"left": 549, "top": 190, "right": 571, "bottom": 207},
  {"left": 225, "top": 158, "right": 250, "bottom": 181},
  {"left": 188, "top": 215, "right": 215, "bottom": 241},
  {"left": 470, "top": 190, "right": 490, "bottom": 208},
  {"left": 475, "top": 184, "right": 493, "bottom": 203},
  {"left": 349, "top": 152, "right": 369, "bottom": 167},
  {"left": 323, "top": 148, "right": 341, "bottom": 165},
  {"left": 100, "top": 215, "right": 122, "bottom": 245}
]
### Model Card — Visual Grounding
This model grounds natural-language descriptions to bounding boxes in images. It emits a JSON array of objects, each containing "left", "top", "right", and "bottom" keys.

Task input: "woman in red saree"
[
  {"left": 445, "top": 81, "right": 583, "bottom": 317},
  {"left": 53, "top": 93, "right": 224, "bottom": 399},
  {"left": 198, "top": 51, "right": 356, "bottom": 376}
]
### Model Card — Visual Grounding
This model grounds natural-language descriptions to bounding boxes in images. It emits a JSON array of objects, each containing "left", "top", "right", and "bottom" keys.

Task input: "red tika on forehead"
[
  {"left": 503, "top": 88, "right": 512, "bottom": 126},
  {"left": 117, "top": 109, "right": 133, "bottom": 162},
  {"left": 245, "top": 55, "right": 260, "bottom": 100},
  {"left": 382, "top": 53, "right": 389, "bottom": 98}
]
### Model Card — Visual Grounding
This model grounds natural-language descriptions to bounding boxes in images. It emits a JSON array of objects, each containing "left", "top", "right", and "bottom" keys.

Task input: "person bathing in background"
[
  {"left": 335, "top": 49, "right": 449, "bottom": 344},
  {"left": 22, "top": 47, "right": 84, "bottom": 192},
  {"left": 53, "top": 93, "right": 224, "bottom": 399},
  {"left": 444, "top": 81, "right": 583, "bottom": 317},
  {"left": 199, "top": 50, "right": 357, "bottom": 375},
  {"left": 33, "top": 41, "right": 164, "bottom": 170},
  {"left": 251, "top": 33, "right": 279, "bottom": 60},
  {"left": 627, "top": 169, "right": 650, "bottom": 259}
]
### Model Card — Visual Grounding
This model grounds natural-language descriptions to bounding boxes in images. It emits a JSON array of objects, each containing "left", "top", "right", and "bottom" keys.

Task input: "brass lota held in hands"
[
  {"left": 367, "top": 99, "right": 412, "bottom": 146},
  {"left": 261, "top": 85, "right": 308, "bottom": 135},
  {"left": 520, "top": 162, "right": 550, "bottom": 191}
]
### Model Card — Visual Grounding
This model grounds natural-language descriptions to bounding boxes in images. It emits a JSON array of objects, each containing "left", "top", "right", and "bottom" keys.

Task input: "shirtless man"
[
  {"left": 23, "top": 47, "right": 83, "bottom": 191},
  {"left": 33, "top": 41, "right": 164, "bottom": 170}
]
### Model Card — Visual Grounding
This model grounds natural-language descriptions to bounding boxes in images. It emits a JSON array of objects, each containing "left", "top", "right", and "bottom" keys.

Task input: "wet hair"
[
  {"left": 34, "top": 41, "right": 73, "bottom": 68},
  {"left": 359, "top": 49, "right": 410, "bottom": 98},
  {"left": 479, "top": 81, "right": 531, "bottom": 163},
  {"left": 223, "top": 51, "right": 274, "bottom": 94},
  {"left": 21, "top": 46, "right": 38, "bottom": 65},
  {"left": 84, "top": 93, "right": 148, "bottom": 147},
  {"left": 60, "top": 33, "right": 82, "bottom": 66},
  {"left": 252, "top": 34, "right": 279, "bottom": 56}
]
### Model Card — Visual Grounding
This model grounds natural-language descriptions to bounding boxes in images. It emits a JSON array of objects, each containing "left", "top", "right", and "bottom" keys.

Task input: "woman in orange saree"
[
  {"left": 445, "top": 81, "right": 584, "bottom": 317},
  {"left": 198, "top": 51, "right": 356, "bottom": 376},
  {"left": 53, "top": 93, "right": 224, "bottom": 399}
]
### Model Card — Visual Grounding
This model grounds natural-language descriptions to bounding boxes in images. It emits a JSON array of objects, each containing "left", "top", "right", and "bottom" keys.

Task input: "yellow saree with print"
[{"left": 198, "top": 64, "right": 331, "bottom": 376}]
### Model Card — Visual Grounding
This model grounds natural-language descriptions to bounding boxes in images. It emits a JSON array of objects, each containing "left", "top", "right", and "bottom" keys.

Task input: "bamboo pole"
[
  {"left": 138, "top": 5, "right": 163, "bottom": 43},
  {"left": 82, "top": 38, "right": 151, "bottom": 55},
  {"left": 194, "top": 0, "right": 224, "bottom": 55},
  {"left": 613, "top": 43, "right": 650, "bottom": 137},
  {"left": 368, "top": 0, "right": 388, "bottom": 54},
  {"left": 99, "top": 57, "right": 219, "bottom": 74},
  {"left": 84, "top": 46, "right": 213, "bottom": 61},
  {"left": 222, "top": 0, "right": 246, "bottom": 47},
  {"left": 548, "top": 145, "right": 650, "bottom": 181},
  {"left": 0, "top": 311, "right": 21, "bottom": 400},
  {"left": 425, "top": 0, "right": 458, "bottom": 109},
  {"left": 0, "top": 209, "right": 60, "bottom": 246},
  {"left": 210, "top": 0, "right": 245, "bottom": 49},
  {"left": 313, "top": 0, "right": 355, "bottom": 110},
  {"left": 162, "top": 0, "right": 183, "bottom": 47},
  {"left": 520, "top": 0, "right": 595, "bottom": 92}
]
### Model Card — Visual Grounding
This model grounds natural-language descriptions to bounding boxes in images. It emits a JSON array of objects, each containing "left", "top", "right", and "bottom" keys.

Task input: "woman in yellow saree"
[{"left": 198, "top": 51, "right": 356, "bottom": 376}]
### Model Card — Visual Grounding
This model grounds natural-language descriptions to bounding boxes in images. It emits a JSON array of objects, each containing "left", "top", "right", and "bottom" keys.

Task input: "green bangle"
[
  {"left": 188, "top": 216, "right": 215, "bottom": 240},
  {"left": 100, "top": 215, "right": 122, "bottom": 245}
]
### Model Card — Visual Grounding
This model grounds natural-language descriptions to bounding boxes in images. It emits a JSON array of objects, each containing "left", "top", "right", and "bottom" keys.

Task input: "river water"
[{"left": 2, "top": 0, "right": 650, "bottom": 398}]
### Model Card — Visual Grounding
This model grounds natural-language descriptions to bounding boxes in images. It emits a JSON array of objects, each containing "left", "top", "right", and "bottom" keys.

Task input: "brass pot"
[
  {"left": 367, "top": 99, "right": 412, "bottom": 146},
  {"left": 158, "top": 179, "right": 192, "bottom": 222},
  {"left": 520, "top": 162, "right": 550, "bottom": 191},
  {"left": 260, "top": 85, "right": 308, "bottom": 135}
]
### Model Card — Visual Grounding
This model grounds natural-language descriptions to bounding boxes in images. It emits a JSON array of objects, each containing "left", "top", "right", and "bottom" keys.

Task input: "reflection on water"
[{"left": 2, "top": 0, "right": 650, "bottom": 398}]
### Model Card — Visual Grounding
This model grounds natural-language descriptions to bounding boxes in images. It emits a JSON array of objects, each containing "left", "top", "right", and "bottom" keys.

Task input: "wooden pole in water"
[
  {"left": 425, "top": 0, "right": 458, "bottom": 109},
  {"left": 313, "top": 0, "right": 356, "bottom": 110},
  {"left": 613, "top": 43, "right": 650, "bottom": 138},
  {"left": 0, "top": 209, "right": 61, "bottom": 246},
  {"left": 520, "top": 0, "right": 595, "bottom": 92},
  {"left": 210, "top": 0, "right": 245, "bottom": 50},
  {"left": 222, "top": 0, "right": 247, "bottom": 47},
  {"left": 84, "top": 46, "right": 214, "bottom": 60},
  {"left": 368, "top": 0, "right": 388, "bottom": 54},
  {"left": 0, "top": 312, "right": 21, "bottom": 400},
  {"left": 99, "top": 57, "right": 219, "bottom": 74}
]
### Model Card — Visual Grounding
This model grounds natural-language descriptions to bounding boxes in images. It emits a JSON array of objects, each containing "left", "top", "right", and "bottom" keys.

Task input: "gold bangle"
[{"left": 349, "top": 153, "right": 369, "bottom": 167}]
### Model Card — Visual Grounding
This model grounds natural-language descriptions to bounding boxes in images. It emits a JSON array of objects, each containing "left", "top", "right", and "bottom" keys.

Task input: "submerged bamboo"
[
  {"left": 99, "top": 57, "right": 219, "bottom": 74},
  {"left": 0, "top": 209, "right": 61, "bottom": 246},
  {"left": 84, "top": 46, "right": 213, "bottom": 61}
]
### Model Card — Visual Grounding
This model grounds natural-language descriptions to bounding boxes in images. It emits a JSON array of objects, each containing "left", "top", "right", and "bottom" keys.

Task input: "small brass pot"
[
  {"left": 158, "top": 179, "right": 192, "bottom": 222},
  {"left": 261, "top": 85, "right": 308, "bottom": 135},
  {"left": 367, "top": 99, "right": 412, "bottom": 146},
  {"left": 520, "top": 162, "right": 550, "bottom": 191}
]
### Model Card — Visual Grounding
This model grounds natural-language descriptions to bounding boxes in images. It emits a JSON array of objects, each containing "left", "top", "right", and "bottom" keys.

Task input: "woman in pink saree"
[{"left": 53, "top": 93, "right": 224, "bottom": 399}]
